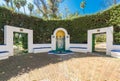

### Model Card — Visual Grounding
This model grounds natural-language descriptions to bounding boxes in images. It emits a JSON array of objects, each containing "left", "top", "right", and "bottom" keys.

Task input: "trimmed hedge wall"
[{"left": 0, "top": 5, "right": 120, "bottom": 44}]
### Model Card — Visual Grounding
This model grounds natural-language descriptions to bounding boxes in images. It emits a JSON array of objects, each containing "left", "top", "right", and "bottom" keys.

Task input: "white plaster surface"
[
  {"left": 33, "top": 44, "right": 52, "bottom": 53},
  {"left": 4, "top": 25, "right": 33, "bottom": 56},
  {"left": 1, "top": 25, "right": 120, "bottom": 60},
  {"left": 88, "top": 26, "right": 113, "bottom": 55},
  {"left": 70, "top": 44, "right": 87, "bottom": 53},
  {"left": 51, "top": 28, "right": 70, "bottom": 50},
  {"left": 111, "top": 45, "right": 120, "bottom": 58},
  {"left": 0, "top": 45, "right": 9, "bottom": 60}
]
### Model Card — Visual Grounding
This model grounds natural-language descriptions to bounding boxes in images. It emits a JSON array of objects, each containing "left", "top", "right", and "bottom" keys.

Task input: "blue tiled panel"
[
  {"left": 111, "top": 50, "right": 120, "bottom": 52},
  {"left": 0, "top": 51, "right": 9, "bottom": 54}
]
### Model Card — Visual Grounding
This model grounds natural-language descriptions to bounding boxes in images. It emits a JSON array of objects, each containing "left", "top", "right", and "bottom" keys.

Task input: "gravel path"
[{"left": 0, "top": 53, "right": 120, "bottom": 81}]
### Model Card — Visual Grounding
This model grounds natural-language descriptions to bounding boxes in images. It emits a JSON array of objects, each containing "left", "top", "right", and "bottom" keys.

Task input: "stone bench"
[
  {"left": 111, "top": 50, "right": 120, "bottom": 58},
  {"left": 0, "top": 51, "right": 9, "bottom": 60}
]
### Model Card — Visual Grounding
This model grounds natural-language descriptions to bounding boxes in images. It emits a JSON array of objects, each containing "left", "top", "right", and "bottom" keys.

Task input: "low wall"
[
  {"left": 1, "top": 43, "right": 120, "bottom": 60},
  {"left": 33, "top": 44, "right": 52, "bottom": 53},
  {"left": 70, "top": 44, "right": 87, "bottom": 53},
  {"left": 111, "top": 45, "right": 120, "bottom": 58},
  {"left": 0, "top": 45, "right": 9, "bottom": 60},
  {"left": 112, "top": 45, "right": 120, "bottom": 50},
  {"left": 0, "top": 45, "right": 8, "bottom": 50},
  {"left": 33, "top": 43, "right": 88, "bottom": 53}
]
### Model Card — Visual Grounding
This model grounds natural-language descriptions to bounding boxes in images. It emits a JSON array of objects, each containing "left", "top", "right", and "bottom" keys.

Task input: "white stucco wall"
[
  {"left": 111, "top": 45, "right": 120, "bottom": 58},
  {"left": 0, "top": 45, "right": 8, "bottom": 51},
  {"left": 112, "top": 45, "right": 120, "bottom": 50},
  {"left": 4, "top": 25, "right": 33, "bottom": 56},
  {"left": 0, "top": 45, "right": 9, "bottom": 60},
  {"left": 51, "top": 28, "right": 70, "bottom": 50},
  {"left": 70, "top": 44, "right": 87, "bottom": 53},
  {"left": 88, "top": 26, "right": 113, "bottom": 55},
  {"left": 33, "top": 44, "right": 52, "bottom": 53},
  {"left": 1, "top": 25, "right": 120, "bottom": 60}
]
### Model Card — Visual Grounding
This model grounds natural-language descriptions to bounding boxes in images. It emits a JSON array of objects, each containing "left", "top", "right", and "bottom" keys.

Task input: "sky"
[
  {"left": 59, "top": 0, "right": 120, "bottom": 15},
  {"left": 59, "top": 0, "right": 103, "bottom": 15},
  {"left": 0, "top": 0, "right": 120, "bottom": 15}
]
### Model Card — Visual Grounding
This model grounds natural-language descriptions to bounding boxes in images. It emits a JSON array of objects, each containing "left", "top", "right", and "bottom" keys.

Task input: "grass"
[{"left": 0, "top": 53, "right": 120, "bottom": 81}]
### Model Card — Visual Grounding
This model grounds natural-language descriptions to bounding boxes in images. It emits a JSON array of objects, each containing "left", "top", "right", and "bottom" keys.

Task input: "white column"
[
  {"left": 28, "top": 30, "right": 33, "bottom": 53},
  {"left": 106, "top": 27, "right": 113, "bottom": 55},
  {"left": 51, "top": 35, "right": 56, "bottom": 50},
  {"left": 4, "top": 26, "right": 13, "bottom": 56},
  {"left": 65, "top": 35, "right": 70, "bottom": 50},
  {"left": 87, "top": 31, "right": 92, "bottom": 53}
]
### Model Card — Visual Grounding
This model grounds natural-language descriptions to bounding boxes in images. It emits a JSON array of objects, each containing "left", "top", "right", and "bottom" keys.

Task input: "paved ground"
[{"left": 0, "top": 53, "right": 120, "bottom": 81}]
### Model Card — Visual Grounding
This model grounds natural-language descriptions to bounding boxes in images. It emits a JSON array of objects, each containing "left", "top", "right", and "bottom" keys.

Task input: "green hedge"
[{"left": 0, "top": 5, "right": 120, "bottom": 44}]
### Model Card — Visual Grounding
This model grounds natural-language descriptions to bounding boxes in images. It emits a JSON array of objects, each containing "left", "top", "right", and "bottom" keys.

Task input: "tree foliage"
[
  {"left": 3, "top": 0, "right": 64, "bottom": 19},
  {"left": 34, "top": 0, "right": 64, "bottom": 19}
]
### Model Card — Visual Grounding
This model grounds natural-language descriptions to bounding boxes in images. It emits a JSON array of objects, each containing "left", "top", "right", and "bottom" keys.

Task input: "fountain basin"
[{"left": 48, "top": 50, "right": 73, "bottom": 55}]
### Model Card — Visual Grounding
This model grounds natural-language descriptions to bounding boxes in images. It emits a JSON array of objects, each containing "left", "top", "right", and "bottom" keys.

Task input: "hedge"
[{"left": 0, "top": 5, "right": 120, "bottom": 44}]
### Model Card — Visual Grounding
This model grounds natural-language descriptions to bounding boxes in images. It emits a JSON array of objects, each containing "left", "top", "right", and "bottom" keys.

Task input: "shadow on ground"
[{"left": 0, "top": 52, "right": 111, "bottom": 81}]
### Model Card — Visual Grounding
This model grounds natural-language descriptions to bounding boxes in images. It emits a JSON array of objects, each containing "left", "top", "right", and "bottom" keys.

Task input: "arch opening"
[
  {"left": 49, "top": 28, "right": 73, "bottom": 54},
  {"left": 56, "top": 30, "right": 65, "bottom": 51}
]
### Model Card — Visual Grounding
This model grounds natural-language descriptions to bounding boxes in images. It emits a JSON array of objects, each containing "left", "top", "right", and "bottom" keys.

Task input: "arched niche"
[{"left": 51, "top": 28, "right": 70, "bottom": 50}]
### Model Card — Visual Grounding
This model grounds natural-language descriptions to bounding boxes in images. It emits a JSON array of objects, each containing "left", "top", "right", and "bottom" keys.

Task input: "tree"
[
  {"left": 48, "top": 0, "right": 59, "bottom": 18},
  {"left": 34, "top": 0, "right": 64, "bottom": 19},
  {"left": 4, "top": 0, "right": 10, "bottom": 7},
  {"left": 28, "top": 3, "right": 34, "bottom": 15},
  {"left": 48, "top": 0, "right": 64, "bottom": 19},
  {"left": 34, "top": 0, "right": 48, "bottom": 18},
  {"left": 80, "top": 0, "right": 86, "bottom": 14},
  {"left": 14, "top": 0, "right": 21, "bottom": 12},
  {"left": 66, "top": 12, "right": 80, "bottom": 19},
  {"left": 19, "top": 0, "right": 27, "bottom": 14}
]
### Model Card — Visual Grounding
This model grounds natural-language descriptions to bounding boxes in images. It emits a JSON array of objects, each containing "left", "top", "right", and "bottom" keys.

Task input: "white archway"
[
  {"left": 51, "top": 28, "right": 70, "bottom": 50},
  {"left": 4, "top": 25, "right": 33, "bottom": 56},
  {"left": 87, "top": 26, "right": 113, "bottom": 55}
]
